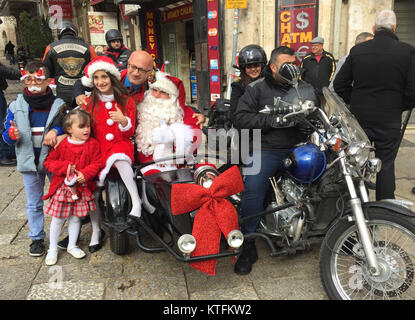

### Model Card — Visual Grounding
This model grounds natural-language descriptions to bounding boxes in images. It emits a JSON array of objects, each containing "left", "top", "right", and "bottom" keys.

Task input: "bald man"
[{"left": 73, "top": 51, "right": 204, "bottom": 124}]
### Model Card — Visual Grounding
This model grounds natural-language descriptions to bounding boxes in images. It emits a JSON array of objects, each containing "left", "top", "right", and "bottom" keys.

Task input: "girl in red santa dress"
[
  {"left": 43, "top": 108, "right": 103, "bottom": 266},
  {"left": 80, "top": 56, "right": 142, "bottom": 224}
]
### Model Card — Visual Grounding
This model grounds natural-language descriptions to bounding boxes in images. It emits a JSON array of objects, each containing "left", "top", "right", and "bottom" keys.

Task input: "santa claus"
[{"left": 135, "top": 71, "right": 202, "bottom": 175}]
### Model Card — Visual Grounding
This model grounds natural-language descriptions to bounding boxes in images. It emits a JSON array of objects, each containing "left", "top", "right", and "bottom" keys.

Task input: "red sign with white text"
[
  {"left": 207, "top": 0, "right": 221, "bottom": 105},
  {"left": 144, "top": 10, "right": 158, "bottom": 60},
  {"left": 278, "top": 6, "right": 316, "bottom": 64},
  {"left": 48, "top": 0, "right": 73, "bottom": 19}
]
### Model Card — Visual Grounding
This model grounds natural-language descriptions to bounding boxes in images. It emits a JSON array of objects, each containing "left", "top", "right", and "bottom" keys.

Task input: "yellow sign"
[{"left": 225, "top": 0, "right": 247, "bottom": 9}]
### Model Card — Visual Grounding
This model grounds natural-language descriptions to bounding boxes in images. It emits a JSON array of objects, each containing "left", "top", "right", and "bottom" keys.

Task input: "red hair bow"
[{"left": 171, "top": 165, "right": 244, "bottom": 276}]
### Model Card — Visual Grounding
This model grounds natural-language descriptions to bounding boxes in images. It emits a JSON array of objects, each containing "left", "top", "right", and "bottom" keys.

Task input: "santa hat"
[
  {"left": 149, "top": 71, "right": 179, "bottom": 98},
  {"left": 81, "top": 56, "right": 121, "bottom": 88}
]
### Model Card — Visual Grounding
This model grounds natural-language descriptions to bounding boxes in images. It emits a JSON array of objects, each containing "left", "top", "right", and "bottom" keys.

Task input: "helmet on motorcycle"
[
  {"left": 57, "top": 21, "right": 78, "bottom": 39},
  {"left": 237, "top": 45, "right": 267, "bottom": 70},
  {"left": 286, "top": 143, "right": 326, "bottom": 183},
  {"left": 105, "top": 29, "right": 123, "bottom": 46}
]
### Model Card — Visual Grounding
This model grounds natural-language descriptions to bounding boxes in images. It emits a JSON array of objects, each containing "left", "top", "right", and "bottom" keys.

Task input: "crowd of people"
[{"left": 0, "top": 8, "right": 413, "bottom": 275}]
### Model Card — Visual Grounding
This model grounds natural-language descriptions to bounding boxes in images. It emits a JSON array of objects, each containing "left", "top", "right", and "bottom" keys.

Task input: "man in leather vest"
[{"left": 42, "top": 22, "right": 97, "bottom": 105}]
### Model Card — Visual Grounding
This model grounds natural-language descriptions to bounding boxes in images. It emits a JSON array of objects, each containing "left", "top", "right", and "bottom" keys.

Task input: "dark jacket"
[
  {"left": 42, "top": 34, "right": 97, "bottom": 104},
  {"left": 5, "top": 42, "right": 14, "bottom": 55},
  {"left": 333, "top": 29, "right": 415, "bottom": 128},
  {"left": 105, "top": 45, "right": 131, "bottom": 71},
  {"left": 230, "top": 79, "right": 245, "bottom": 120},
  {"left": 234, "top": 65, "right": 316, "bottom": 150},
  {"left": 0, "top": 62, "right": 21, "bottom": 91},
  {"left": 301, "top": 50, "right": 336, "bottom": 94}
]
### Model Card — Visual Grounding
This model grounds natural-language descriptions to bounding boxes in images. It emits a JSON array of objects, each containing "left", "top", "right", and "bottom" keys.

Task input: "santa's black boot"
[{"left": 234, "top": 240, "right": 258, "bottom": 275}]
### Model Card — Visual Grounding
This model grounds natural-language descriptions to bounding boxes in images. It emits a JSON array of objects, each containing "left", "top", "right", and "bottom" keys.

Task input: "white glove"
[{"left": 152, "top": 119, "right": 175, "bottom": 144}]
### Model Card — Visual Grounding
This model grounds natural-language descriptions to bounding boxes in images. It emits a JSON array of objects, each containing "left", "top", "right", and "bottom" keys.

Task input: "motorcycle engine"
[{"left": 259, "top": 178, "right": 304, "bottom": 238}]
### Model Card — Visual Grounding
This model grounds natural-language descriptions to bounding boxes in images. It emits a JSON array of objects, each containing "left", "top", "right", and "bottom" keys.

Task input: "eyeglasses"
[
  {"left": 22, "top": 77, "right": 45, "bottom": 85},
  {"left": 127, "top": 64, "right": 152, "bottom": 74}
]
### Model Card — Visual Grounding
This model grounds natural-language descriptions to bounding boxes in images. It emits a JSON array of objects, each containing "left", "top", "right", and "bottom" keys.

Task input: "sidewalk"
[{"left": 1, "top": 55, "right": 415, "bottom": 301}]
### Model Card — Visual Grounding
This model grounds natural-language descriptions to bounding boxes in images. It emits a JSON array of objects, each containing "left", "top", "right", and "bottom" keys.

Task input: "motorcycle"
[{"left": 102, "top": 63, "right": 415, "bottom": 300}]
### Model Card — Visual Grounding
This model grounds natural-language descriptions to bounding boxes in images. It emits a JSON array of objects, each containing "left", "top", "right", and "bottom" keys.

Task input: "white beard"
[{"left": 135, "top": 91, "right": 184, "bottom": 156}]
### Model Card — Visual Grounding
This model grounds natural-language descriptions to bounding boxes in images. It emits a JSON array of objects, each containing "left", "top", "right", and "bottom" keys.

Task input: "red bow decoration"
[
  {"left": 171, "top": 165, "right": 244, "bottom": 276},
  {"left": 20, "top": 69, "right": 28, "bottom": 81},
  {"left": 35, "top": 68, "right": 45, "bottom": 79}
]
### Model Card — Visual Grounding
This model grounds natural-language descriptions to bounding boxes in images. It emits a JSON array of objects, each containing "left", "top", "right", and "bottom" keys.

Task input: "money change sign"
[{"left": 278, "top": 1, "right": 317, "bottom": 64}]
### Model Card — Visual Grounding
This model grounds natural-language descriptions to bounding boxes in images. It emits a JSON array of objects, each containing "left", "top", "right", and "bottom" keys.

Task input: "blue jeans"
[
  {"left": 240, "top": 149, "right": 288, "bottom": 234},
  {"left": 0, "top": 91, "right": 15, "bottom": 160},
  {"left": 22, "top": 171, "right": 51, "bottom": 240}
]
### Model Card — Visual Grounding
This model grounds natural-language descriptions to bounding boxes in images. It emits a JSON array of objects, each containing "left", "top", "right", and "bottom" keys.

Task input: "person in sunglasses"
[{"left": 2, "top": 61, "right": 66, "bottom": 258}]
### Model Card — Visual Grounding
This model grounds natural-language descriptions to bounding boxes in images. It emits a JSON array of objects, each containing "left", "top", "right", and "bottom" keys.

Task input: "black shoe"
[
  {"left": 57, "top": 232, "right": 81, "bottom": 250},
  {"left": 29, "top": 239, "right": 45, "bottom": 257},
  {"left": 126, "top": 215, "right": 141, "bottom": 230},
  {"left": 0, "top": 158, "right": 16, "bottom": 166},
  {"left": 234, "top": 240, "right": 258, "bottom": 275},
  {"left": 88, "top": 229, "right": 106, "bottom": 253},
  {"left": 80, "top": 215, "right": 91, "bottom": 226}
]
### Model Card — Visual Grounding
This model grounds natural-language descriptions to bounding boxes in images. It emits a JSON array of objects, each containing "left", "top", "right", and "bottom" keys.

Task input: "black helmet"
[
  {"left": 105, "top": 29, "right": 123, "bottom": 46},
  {"left": 58, "top": 21, "right": 78, "bottom": 39},
  {"left": 238, "top": 44, "right": 267, "bottom": 69}
]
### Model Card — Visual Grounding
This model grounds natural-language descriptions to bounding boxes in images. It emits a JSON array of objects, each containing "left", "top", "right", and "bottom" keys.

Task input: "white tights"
[
  {"left": 89, "top": 189, "right": 102, "bottom": 246},
  {"left": 114, "top": 160, "right": 142, "bottom": 218},
  {"left": 49, "top": 216, "right": 81, "bottom": 251}
]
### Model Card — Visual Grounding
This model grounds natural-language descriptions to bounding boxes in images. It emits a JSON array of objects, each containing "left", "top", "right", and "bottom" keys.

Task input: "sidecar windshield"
[{"left": 322, "top": 87, "right": 370, "bottom": 145}]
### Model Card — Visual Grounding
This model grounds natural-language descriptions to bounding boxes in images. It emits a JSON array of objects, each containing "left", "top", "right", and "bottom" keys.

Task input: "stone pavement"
[{"left": 1, "top": 59, "right": 415, "bottom": 301}]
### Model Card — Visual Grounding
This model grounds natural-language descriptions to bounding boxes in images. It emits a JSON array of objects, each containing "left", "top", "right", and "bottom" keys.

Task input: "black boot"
[{"left": 234, "top": 240, "right": 258, "bottom": 275}]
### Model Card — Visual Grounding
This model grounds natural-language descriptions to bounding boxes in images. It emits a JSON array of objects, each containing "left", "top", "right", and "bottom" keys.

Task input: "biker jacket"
[
  {"left": 234, "top": 64, "right": 317, "bottom": 150},
  {"left": 42, "top": 34, "right": 97, "bottom": 105},
  {"left": 105, "top": 45, "right": 131, "bottom": 71}
]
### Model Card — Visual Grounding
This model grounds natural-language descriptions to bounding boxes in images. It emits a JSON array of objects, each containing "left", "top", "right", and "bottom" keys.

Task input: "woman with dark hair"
[{"left": 230, "top": 44, "right": 268, "bottom": 118}]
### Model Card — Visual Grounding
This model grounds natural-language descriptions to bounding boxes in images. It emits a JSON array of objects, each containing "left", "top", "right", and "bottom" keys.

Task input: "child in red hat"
[{"left": 81, "top": 56, "right": 142, "bottom": 227}]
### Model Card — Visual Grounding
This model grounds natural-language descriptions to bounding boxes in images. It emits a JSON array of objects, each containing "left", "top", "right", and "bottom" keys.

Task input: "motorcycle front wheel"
[{"left": 320, "top": 208, "right": 415, "bottom": 300}]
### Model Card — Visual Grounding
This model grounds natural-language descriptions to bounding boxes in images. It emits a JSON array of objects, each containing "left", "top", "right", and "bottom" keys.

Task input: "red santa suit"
[
  {"left": 82, "top": 94, "right": 136, "bottom": 186},
  {"left": 43, "top": 137, "right": 104, "bottom": 217},
  {"left": 135, "top": 71, "right": 202, "bottom": 175}
]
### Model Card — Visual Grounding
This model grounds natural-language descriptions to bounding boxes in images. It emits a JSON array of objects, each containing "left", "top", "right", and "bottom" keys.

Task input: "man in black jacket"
[
  {"left": 104, "top": 29, "right": 131, "bottom": 72},
  {"left": 42, "top": 22, "right": 97, "bottom": 105},
  {"left": 233, "top": 46, "right": 318, "bottom": 275},
  {"left": 0, "top": 62, "right": 20, "bottom": 165},
  {"left": 334, "top": 9, "right": 415, "bottom": 200},
  {"left": 301, "top": 37, "right": 336, "bottom": 96}
]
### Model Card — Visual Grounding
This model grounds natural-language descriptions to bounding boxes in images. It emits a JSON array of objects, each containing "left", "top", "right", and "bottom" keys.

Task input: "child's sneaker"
[
  {"left": 29, "top": 239, "right": 45, "bottom": 257},
  {"left": 45, "top": 249, "right": 58, "bottom": 265},
  {"left": 67, "top": 246, "right": 86, "bottom": 259}
]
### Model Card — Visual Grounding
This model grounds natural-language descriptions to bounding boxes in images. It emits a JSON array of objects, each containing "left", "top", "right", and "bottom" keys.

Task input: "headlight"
[
  {"left": 194, "top": 165, "right": 219, "bottom": 189},
  {"left": 177, "top": 234, "right": 196, "bottom": 254},
  {"left": 227, "top": 230, "right": 244, "bottom": 249},
  {"left": 346, "top": 143, "right": 370, "bottom": 167}
]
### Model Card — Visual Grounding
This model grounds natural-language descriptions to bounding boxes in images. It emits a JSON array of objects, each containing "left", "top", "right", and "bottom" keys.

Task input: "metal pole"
[{"left": 225, "top": 8, "right": 239, "bottom": 100}]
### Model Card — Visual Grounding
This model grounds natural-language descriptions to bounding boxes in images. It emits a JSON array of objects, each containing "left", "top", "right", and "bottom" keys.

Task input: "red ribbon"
[{"left": 171, "top": 165, "right": 244, "bottom": 275}]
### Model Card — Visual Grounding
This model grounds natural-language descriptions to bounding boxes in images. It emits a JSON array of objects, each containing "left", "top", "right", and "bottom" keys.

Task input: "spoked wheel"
[{"left": 320, "top": 209, "right": 415, "bottom": 300}]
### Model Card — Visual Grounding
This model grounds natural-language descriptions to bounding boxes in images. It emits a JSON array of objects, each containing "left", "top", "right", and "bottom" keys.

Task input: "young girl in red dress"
[
  {"left": 80, "top": 56, "right": 142, "bottom": 223},
  {"left": 43, "top": 108, "right": 103, "bottom": 265}
]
